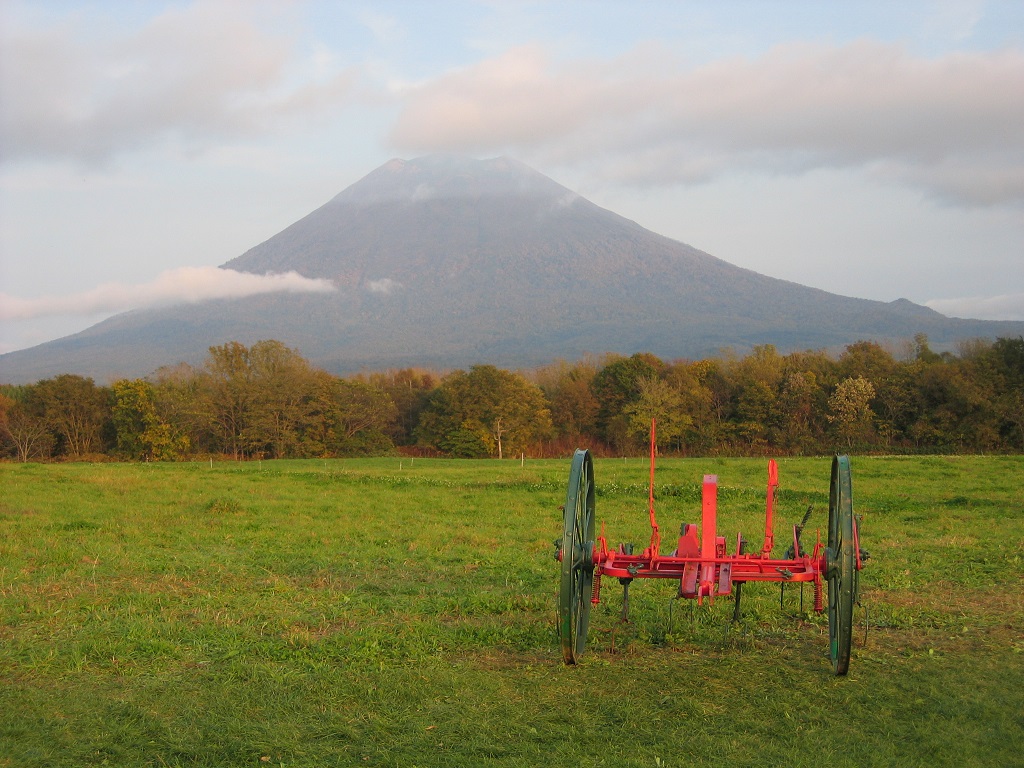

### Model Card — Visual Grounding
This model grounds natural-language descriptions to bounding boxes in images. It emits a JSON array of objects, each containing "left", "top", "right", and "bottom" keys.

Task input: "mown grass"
[{"left": 1, "top": 455, "right": 1022, "bottom": 767}]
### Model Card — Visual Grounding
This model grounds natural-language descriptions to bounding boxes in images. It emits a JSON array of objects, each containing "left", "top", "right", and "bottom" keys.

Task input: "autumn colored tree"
[
  {"left": 648, "top": 361, "right": 711, "bottom": 453},
  {"left": 364, "top": 369, "right": 437, "bottom": 445},
  {"left": 591, "top": 353, "right": 662, "bottom": 450},
  {"left": 977, "top": 337, "right": 1024, "bottom": 449},
  {"left": 313, "top": 375, "right": 398, "bottom": 456},
  {"left": 827, "top": 376, "right": 876, "bottom": 447},
  {"left": 727, "top": 346, "right": 785, "bottom": 449},
  {"left": 198, "top": 342, "right": 255, "bottom": 458},
  {"left": 623, "top": 376, "right": 690, "bottom": 451},
  {"left": 535, "top": 359, "right": 600, "bottom": 443},
  {"left": 913, "top": 333, "right": 944, "bottom": 364},
  {"left": 839, "top": 340, "right": 898, "bottom": 381},
  {"left": 111, "top": 379, "right": 190, "bottom": 460},
  {"left": 911, "top": 358, "right": 1000, "bottom": 450},
  {"left": 33, "top": 374, "right": 110, "bottom": 457},
  {"left": 0, "top": 386, "right": 54, "bottom": 461},
  {"left": 416, "top": 365, "right": 553, "bottom": 458},
  {"left": 777, "top": 371, "right": 820, "bottom": 451},
  {"left": 243, "top": 340, "right": 321, "bottom": 458},
  {"left": 151, "top": 363, "right": 209, "bottom": 454},
  {"left": 0, "top": 392, "right": 10, "bottom": 458},
  {"left": 682, "top": 359, "right": 732, "bottom": 451},
  {"left": 416, "top": 387, "right": 488, "bottom": 457}
]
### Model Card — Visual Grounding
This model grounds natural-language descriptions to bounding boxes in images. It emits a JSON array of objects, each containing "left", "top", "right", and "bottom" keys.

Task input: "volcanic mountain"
[{"left": 2, "top": 155, "right": 1022, "bottom": 384}]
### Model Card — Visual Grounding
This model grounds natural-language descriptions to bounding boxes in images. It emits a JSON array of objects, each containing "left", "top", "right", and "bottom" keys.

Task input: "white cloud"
[
  {"left": 0, "top": 266, "right": 335, "bottom": 320},
  {"left": 411, "top": 183, "right": 436, "bottom": 201},
  {"left": 365, "top": 278, "right": 401, "bottom": 295},
  {"left": 7, "top": 6, "right": 1020, "bottom": 212},
  {"left": 554, "top": 191, "right": 579, "bottom": 208},
  {"left": 926, "top": 293, "right": 1024, "bottom": 321},
  {"left": 0, "top": 1, "right": 359, "bottom": 164},
  {"left": 389, "top": 41, "right": 1024, "bottom": 206}
]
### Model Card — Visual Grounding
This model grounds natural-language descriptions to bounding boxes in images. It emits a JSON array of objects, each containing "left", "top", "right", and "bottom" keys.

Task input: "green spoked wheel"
[
  {"left": 558, "top": 449, "right": 596, "bottom": 664},
  {"left": 827, "top": 454, "right": 857, "bottom": 675}
]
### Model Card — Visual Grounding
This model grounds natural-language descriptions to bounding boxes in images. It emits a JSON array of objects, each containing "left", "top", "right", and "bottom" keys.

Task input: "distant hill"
[{"left": 2, "top": 154, "right": 1022, "bottom": 384}]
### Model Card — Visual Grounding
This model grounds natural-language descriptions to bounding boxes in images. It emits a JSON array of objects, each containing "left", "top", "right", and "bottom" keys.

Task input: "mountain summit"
[{"left": 2, "top": 155, "right": 1022, "bottom": 384}]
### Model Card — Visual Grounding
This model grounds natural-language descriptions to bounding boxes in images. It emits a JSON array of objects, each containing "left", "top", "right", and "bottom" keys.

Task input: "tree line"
[{"left": 1, "top": 335, "right": 1022, "bottom": 462}]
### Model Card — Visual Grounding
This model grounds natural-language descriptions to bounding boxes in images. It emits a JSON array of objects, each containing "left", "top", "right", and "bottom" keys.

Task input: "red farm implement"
[{"left": 555, "top": 429, "right": 867, "bottom": 674}]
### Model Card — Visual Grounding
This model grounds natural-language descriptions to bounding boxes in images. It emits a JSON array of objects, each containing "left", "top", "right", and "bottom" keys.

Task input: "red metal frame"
[{"left": 588, "top": 421, "right": 826, "bottom": 609}]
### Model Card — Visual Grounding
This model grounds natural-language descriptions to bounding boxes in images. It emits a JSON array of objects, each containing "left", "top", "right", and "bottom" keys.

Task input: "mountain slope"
[{"left": 2, "top": 155, "right": 1022, "bottom": 384}]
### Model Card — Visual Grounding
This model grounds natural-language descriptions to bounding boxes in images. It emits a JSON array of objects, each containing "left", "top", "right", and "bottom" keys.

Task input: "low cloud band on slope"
[
  {"left": 926, "top": 293, "right": 1024, "bottom": 322},
  {"left": 0, "top": 266, "right": 335, "bottom": 320}
]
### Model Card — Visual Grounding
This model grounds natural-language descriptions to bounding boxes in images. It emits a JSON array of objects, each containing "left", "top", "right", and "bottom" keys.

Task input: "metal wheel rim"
[
  {"left": 827, "top": 454, "right": 856, "bottom": 675},
  {"left": 558, "top": 449, "right": 595, "bottom": 664}
]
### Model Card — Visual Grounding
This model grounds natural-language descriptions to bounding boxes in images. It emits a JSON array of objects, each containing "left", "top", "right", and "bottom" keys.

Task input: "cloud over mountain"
[
  {"left": 0, "top": 267, "right": 335, "bottom": 320},
  {"left": 390, "top": 41, "right": 1024, "bottom": 205},
  {"left": 4, "top": 6, "right": 1020, "bottom": 209}
]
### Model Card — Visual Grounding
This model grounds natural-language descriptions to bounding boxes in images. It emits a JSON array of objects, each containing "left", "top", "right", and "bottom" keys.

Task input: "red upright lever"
[
  {"left": 761, "top": 460, "right": 779, "bottom": 557},
  {"left": 647, "top": 419, "right": 661, "bottom": 558}
]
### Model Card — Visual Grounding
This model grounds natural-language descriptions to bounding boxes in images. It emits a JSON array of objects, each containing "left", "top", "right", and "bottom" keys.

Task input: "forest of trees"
[{"left": 2, "top": 335, "right": 1023, "bottom": 462}]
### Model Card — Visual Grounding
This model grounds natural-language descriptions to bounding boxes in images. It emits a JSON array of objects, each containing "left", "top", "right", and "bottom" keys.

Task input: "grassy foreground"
[{"left": 1, "top": 455, "right": 1022, "bottom": 767}]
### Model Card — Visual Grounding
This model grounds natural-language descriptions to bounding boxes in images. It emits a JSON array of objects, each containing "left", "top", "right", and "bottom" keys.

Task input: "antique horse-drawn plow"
[{"left": 556, "top": 428, "right": 866, "bottom": 674}]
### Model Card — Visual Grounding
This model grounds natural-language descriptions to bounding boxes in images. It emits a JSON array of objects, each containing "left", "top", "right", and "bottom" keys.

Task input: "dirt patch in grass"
[
  {"left": 0, "top": 502, "right": 39, "bottom": 517},
  {"left": 881, "top": 579, "right": 1024, "bottom": 618},
  {"left": 461, "top": 648, "right": 558, "bottom": 670}
]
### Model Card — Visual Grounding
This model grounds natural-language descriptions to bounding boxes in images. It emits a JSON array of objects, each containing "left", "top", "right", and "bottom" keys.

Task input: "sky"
[{"left": 1, "top": 0, "right": 1022, "bottom": 355}]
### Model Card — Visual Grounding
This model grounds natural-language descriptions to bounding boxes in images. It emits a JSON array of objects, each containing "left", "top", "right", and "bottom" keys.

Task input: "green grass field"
[{"left": 2, "top": 455, "right": 1022, "bottom": 767}]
